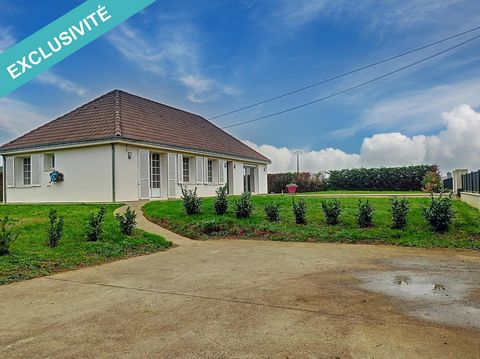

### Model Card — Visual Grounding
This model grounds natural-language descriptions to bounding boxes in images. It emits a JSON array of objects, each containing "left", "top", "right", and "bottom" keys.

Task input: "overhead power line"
[
  {"left": 210, "top": 25, "right": 480, "bottom": 121},
  {"left": 220, "top": 33, "right": 480, "bottom": 130}
]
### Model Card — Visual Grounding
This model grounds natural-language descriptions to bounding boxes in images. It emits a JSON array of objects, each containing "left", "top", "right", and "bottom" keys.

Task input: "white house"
[{"left": 0, "top": 90, "right": 270, "bottom": 203}]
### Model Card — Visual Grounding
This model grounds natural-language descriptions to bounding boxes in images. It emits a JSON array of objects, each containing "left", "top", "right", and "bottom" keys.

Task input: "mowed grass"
[
  {"left": 306, "top": 190, "right": 425, "bottom": 195},
  {"left": 0, "top": 204, "right": 171, "bottom": 285},
  {"left": 143, "top": 195, "right": 480, "bottom": 250}
]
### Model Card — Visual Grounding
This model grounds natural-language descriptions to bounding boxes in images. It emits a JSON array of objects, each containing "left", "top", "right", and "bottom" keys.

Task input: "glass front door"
[{"left": 150, "top": 153, "right": 161, "bottom": 197}]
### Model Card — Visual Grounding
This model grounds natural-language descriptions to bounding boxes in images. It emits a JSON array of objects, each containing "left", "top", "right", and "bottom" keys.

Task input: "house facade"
[{"left": 0, "top": 90, "right": 270, "bottom": 203}]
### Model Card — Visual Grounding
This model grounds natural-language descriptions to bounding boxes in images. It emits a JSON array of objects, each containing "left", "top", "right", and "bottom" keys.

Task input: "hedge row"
[
  {"left": 328, "top": 165, "right": 435, "bottom": 191},
  {"left": 268, "top": 165, "right": 436, "bottom": 193}
]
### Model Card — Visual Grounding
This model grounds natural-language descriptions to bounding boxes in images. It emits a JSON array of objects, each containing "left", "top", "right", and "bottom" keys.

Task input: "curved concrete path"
[{"left": 114, "top": 201, "right": 196, "bottom": 246}]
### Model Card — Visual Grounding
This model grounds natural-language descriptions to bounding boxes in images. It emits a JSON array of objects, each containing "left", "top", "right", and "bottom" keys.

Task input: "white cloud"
[
  {"left": 246, "top": 104, "right": 480, "bottom": 173},
  {"left": 333, "top": 78, "right": 480, "bottom": 137},
  {"left": 0, "top": 98, "right": 50, "bottom": 138},
  {"left": 273, "top": 0, "right": 477, "bottom": 34},
  {"left": 36, "top": 71, "right": 88, "bottom": 97},
  {"left": 0, "top": 25, "right": 15, "bottom": 53},
  {"left": 275, "top": 0, "right": 329, "bottom": 28},
  {"left": 107, "top": 23, "right": 236, "bottom": 103}
]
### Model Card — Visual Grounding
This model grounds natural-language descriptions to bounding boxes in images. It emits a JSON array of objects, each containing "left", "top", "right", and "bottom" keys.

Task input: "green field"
[
  {"left": 143, "top": 195, "right": 480, "bottom": 249},
  {"left": 0, "top": 204, "right": 171, "bottom": 285}
]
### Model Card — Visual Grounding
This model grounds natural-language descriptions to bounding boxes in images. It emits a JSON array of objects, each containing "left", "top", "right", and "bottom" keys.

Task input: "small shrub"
[
  {"left": 390, "top": 197, "right": 409, "bottom": 229},
  {"left": 422, "top": 193, "right": 453, "bottom": 232},
  {"left": 357, "top": 200, "right": 373, "bottom": 228},
  {"left": 235, "top": 192, "right": 253, "bottom": 218},
  {"left": 264, "top": 203, "right": 280, "bottom": 222},
  {"left": 321, "top": 199, "right": 341, "bottom": 225},
  {"left": 86, "top": 206, "right": 107, "bottom": 242},
  {"left": 292, "top": 198, "right": 307, "bottom": 224},
  {"left": 0, "top": 215, "right": 17, "bottom": 255},
  {"left": 180, "top": 185, "right": 202, "bottom": 215},
  {"left": 115, "top": 207, "right": 137, "bottom": 235},
  {"left": 213, "top": 185, "right": 229, "bottom": 215},
  {"left": 47, "top": 209, "right": 64, "bottom": 248}
]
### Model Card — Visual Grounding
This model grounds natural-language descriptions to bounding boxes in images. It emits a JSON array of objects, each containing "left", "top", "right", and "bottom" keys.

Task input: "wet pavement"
[{"left": 357, "top": 262, "right": 480, "bottom": 330}]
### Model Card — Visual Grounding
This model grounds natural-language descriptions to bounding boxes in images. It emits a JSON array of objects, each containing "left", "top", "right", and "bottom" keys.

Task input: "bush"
[
  {"left": 292, "top": 198, "right": 307, "bottom": 224},
  {"left": 422, "top": 193, "right": 453, "bottom": 232},
  {"left": 321, "top": 199, "right": 341, "bottom": 225},
  {"left": 180, "top": 185, "right": 202, "bottom": 215},
  {"left": 235, "top": 192, "right": 253, "bottom": 218},
  {"left": 0, "top": 215, "right": 17, "bottom": 255},
  {"left": 422, "top": 165, "right": 443, "bottom": 193},
  {"left": 268, "top": 172, "right": 327, "bottom": 193},
  {"left": 264, "top": 203, "right": 280, "bottom": 222},
  {"left": 86, "top": 206, "right": 107, "bottom": 242},
  {"left": 390, "top": 197, "right": 409, "bottom": 229},
  {"left": 115, "top": 206, "right": 137, "bottom": 235},
  {"left": 47, "top": 209, "right": 64, "bottom": 247},
  {"left": 213, "top": 185, "right": 229, "bottom": 215},
  {"left": 328, "top": 165, "right": 435, "bottom": 191},
  {"left": 357, "top": 200, "right": 373, "bottom": 228}
]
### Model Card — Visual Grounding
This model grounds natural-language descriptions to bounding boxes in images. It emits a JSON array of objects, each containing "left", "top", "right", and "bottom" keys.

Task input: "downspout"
[
  {"left": 111, "top": 144, "right": 116, "bottom": 202},
  {"left": 1, "top": 155, "right": 5, "bottom": 203}
]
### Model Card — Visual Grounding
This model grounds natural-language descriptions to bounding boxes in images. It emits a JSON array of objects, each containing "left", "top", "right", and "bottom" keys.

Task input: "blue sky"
[{"left": 1, "top": 0, "right": 480, "bottom": 172}]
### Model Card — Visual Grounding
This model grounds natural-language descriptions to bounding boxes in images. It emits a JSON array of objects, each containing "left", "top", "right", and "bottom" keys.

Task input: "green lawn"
[
  {"left": 304, "top": 190, "right": 425, "bottom": 195},
  {"left": 0, "top": 204, "right": 171, "bottom": 285},
  {"left": 143, "top": 195, "right": 480, "bottom": 250}
]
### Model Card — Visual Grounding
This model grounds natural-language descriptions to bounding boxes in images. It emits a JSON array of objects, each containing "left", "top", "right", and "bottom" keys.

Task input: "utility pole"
[{"left": 293, "top": 151, "right": 301, "bottom": 173}]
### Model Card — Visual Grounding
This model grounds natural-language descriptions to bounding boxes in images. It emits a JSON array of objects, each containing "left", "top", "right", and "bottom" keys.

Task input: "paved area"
[{"left": 0, "top": 203, "right": 479, "bottom": 358}]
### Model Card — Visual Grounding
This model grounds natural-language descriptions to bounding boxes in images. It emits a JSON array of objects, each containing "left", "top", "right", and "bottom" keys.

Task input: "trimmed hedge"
[
  {"left": 327, "top": 165, "right": 435, "bottom": 191},
  {"left": 267, "top": 172, "right": 327, "bottom": 193},
  {"left": 268, "top": 165, "right": 436, "bottom": 193}
]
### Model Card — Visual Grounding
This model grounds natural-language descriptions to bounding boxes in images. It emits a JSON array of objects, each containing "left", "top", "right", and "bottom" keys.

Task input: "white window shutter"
[
  {"left": 6, "top": 157, "right": 14, "bottom": 188},
  {"left": 218, "top": 160, "right": 225, "bottom": 184},
  {"left": 177, "top": 154, "right": 183, "bottom": 183},
  {"left": 138, "top": 149, "right": 150, "bottom": 199},
  {"left": 168, "top": 153, "right": 177, "bottom": 197},
  {"left": 31, "top": 154, "right": 41, "bottom": 186},
  {"left": 204, "top": 158, "right": 208, "bottom": 184},
  {"left": 196, "top": 157, "right": 204, "bottom": 184}
]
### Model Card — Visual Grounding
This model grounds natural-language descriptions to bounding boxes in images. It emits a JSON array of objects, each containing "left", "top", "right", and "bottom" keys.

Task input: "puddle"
[
  {"left": 356, "top": 270, "right": 480, "bottom": 329},
  {"left": 391, "top": 275, "right": 448, "bottom": 297}
]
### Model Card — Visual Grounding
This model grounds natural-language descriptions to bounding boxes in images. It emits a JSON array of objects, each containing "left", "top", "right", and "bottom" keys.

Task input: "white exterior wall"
[
  {"left": 114, "top": 144, "right": 268, "bottom": 199},
  {"left": 114, "top": 144, "right": 140, "bottom": 202},
  {"left": 5, "top": 145, "right": 112, "bottom": 203},
  {"left": 4, "top": 143, "right": 268, "bottom": 203}
]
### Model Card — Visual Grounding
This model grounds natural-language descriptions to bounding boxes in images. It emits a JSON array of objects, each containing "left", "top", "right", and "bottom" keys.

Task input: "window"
[
  {"left": 150, "top": 153, "right": 160, "bottom": 189},
  {"left": 207, "top": 160, "right": 213, "bottom": 183},
  {"left": 23, "top": 157, "right": 31, "bottom": 186},
  {"left": 182, "top": 157, "right": 190, "bottom": 183},
  {"left": 44, "top": 153, "right": 55, "bottom": 170}
]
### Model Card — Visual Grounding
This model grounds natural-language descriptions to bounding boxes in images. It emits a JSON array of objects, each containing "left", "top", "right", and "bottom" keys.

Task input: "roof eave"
[{"left": 0, "top": 137, "right": 271, "bottom": 164}]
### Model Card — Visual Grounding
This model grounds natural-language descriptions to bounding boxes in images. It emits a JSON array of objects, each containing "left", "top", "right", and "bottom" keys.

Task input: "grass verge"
[
  {"left": 0, "top": 204, "right": 171, "bottom": 285},
  {"left": 143, "top": 195, "right": 480, "bottom": 250}
]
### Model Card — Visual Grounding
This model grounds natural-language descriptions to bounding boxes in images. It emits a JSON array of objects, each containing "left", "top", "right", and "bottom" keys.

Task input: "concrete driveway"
[{"left": 1, "top": 206, "right": 479, "bottom": 358}]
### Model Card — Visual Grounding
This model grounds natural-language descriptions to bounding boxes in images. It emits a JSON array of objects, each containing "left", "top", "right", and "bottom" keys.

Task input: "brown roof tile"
[{"left": 0, "top": 90, "right": 270, "bottom": 163}]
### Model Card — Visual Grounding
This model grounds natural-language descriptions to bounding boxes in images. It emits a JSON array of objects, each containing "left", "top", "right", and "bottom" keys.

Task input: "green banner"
[{"left": 0, "top": 0, "right": 156, "bottom": 97}]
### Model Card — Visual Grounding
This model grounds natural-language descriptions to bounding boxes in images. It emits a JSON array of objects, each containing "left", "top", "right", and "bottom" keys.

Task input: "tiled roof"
[{"left": 0, "top": 90, "right": 270, "bottom": 163}]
